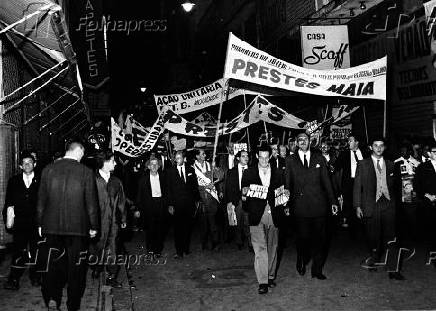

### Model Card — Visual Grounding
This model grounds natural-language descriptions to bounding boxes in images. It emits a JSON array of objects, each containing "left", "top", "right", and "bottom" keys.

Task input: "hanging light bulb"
[
  {"left": 360, "top": 1, "right": 366, "bottom": 10},
  {"left": 182, "top": 1, "right": 195, "bottom": 13}
]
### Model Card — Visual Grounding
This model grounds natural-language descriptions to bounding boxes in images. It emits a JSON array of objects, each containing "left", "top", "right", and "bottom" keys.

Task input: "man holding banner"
[
  {"left": 193, "top": 149, "right": 221, "bottom": 251},
  {"left": 241, "top": 145, "right": 286, "bottom": 294}
]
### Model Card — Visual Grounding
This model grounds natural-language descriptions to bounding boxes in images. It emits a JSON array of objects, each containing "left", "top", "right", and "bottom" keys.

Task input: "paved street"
[
  {"left": 1, "top": 226, "right": 436, "bottom": 311},
  {"left": 121, "top": 227, "right": 436, "bottom": 311},
  {"left": 0, "top": 252, "right": 101, "bottom": 311}
]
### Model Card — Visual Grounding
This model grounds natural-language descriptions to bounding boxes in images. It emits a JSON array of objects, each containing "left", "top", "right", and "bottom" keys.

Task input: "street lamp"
[
  {"left": 140, "top": 87, "right": 147, "bottom": 93},
  {"left": 181, "top": 1, "right": 195, "bottom": 13}
]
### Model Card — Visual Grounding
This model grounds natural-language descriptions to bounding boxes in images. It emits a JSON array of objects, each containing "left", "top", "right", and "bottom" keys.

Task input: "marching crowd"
[{"left": 1, "top": 132, "right": 436, "bottom": 309}]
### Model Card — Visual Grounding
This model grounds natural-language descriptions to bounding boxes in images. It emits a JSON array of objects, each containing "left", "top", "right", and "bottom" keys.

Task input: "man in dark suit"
[
  {"left": 36, "top": 140, "right": 99, "bottom": 310},
  {"left": 241, "top": 145, "right": 286, "bottom": 294},
  {"left": 335, "top": 134, "right": 366, "bottom": 235},
  {"left": 219, "top": 142, "right": 236, "bottom": 176},
  {"left": 269, "top": 144, "right": 282, "bottom": 170},
  {"left": 137, "top": 157, "right": 168, "bottom": 256},
  {"left": 2, "top": 151, "right": 41, "bottom": 290},
  {"left": 167, "top": 150, "right": 200, "bottom": 259},
  {"left": 414, "top": 142, "right": 436, "bottom": 265},
  {"left": 285, "top": 132, "right": 338, "bottom": 280},
  {"left": 224, "top": 150, "right": 250, "bottom": 250},
  {"left": 354, "top": 137, "right": 404, "bottom": 280}
]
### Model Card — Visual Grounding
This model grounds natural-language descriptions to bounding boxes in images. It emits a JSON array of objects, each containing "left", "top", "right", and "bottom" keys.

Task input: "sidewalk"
[{"left": 0, "top": 250, "right": 102, "bottom": 310}]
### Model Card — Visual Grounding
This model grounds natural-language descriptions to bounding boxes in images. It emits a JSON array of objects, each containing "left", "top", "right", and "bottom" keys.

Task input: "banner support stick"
[
  {"left": 383, "top": 100, "right": 387, "bottom": 137},
  {"left": 242, "top": 92, "right": 251, "bottom": 152},
  {"left": 363, "top": 105, "right": 369, "bottom": 144},
  {"left": 212, "top": 80, "right": 229, "bottom": 181}
]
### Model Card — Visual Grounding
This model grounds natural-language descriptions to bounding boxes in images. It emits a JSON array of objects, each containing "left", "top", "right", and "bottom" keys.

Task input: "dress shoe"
[
  {"left": 296, "top": 260, "right": 306, "bottom": 276},
  {"left": 258, "top": 284, "right": 268, "bottom": 294},
  {"left": 106, "top": 277, "right": 122, "bottom": 288},
  {"left": 173, "top": 254, "right": 183, "bottom": 260},
  {"left": 388, "top": 272, "right": 405, "bottom": 281},
  {"left": 268, "top": 279, "right": 276, "bottom": 288},
  {"left": 312, "top": 273, "right": 327, "bottom": 280},
  {"left": 4, "top": 278, "right": 19, "bottom": 290}
]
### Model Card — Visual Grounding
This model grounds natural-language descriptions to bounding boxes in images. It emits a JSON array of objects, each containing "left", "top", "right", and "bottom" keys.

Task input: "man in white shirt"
[
  {"left": 354, "top": 137, "right": 404, "bottom": 280},
  {"left": 224, "top": 150, "right": 250, "bottom": 250},
  {"left": 394, "top": 143, "right": 420, "bottom": 247},
  {"left": 3, "top": 151, "right": 41, "bottom": 291},
  {"left": 414, "top": 143, "right": 436, "bottom": 267},
  {"left": 335, "top": 134, "right": 365, "bottom": 235},
  {"left": 136, "top": 157, "right": 168, "bottom": 257},
  {"left": 194, "top": 149, "right": 220, "bottom": 251}
]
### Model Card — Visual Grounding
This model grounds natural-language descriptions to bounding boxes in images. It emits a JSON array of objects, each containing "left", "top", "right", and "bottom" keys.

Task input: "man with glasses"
[
  {"left": 414, "top": 143, "right": 436, "bottom": 267},
  {"left": 285, "top": 132, "right": 338, "bottom": 280}
]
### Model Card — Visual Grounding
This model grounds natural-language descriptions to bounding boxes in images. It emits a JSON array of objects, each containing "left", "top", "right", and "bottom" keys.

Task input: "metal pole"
[{"left": 383, "top": 100, "right": 387, "bottom": 137}]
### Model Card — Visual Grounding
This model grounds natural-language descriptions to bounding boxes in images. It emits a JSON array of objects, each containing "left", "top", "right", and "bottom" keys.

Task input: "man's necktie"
[
  {"left": 180, "top": 167, "right": 185, "bottom": 183},
  {"left": 377, "top": 160, "right": 382, "bottom": 173},
  {"left": 304, "top": 154, "right": 308, "bottom": 168},
  {"left": 353, "top": 150, "right": 359, "bottom": 163}
]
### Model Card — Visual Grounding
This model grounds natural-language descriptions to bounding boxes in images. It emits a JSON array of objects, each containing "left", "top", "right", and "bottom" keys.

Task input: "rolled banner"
[{"left": 6, "top": 206, "right": 15, "bottom": 229}]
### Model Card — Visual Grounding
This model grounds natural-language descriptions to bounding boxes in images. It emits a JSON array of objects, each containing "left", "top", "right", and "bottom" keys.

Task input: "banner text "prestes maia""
[{"left": 231, "top": 59, "right": 320, "bottom": 89}]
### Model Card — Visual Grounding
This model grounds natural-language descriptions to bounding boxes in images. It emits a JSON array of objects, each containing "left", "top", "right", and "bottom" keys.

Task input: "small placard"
[
  {"left": 275, "top": 185, "right": 289, "bottom": 206},
  {"left": 246, "top": 184, "right": 268, "bottom": 200}
]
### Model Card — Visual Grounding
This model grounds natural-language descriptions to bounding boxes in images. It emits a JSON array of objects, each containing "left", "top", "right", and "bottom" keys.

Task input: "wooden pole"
[
  {"left": 212, "top": 80, "right": 229, "bottom": 176},
  {"left": 363, "top": 105, "right": 369, "bottom": 144},
  {"left": 383, "top": 100, "right": 387, "bottom": 137},
  {"left": 242, "top": 92, "right": 251, "bottom": 152}
]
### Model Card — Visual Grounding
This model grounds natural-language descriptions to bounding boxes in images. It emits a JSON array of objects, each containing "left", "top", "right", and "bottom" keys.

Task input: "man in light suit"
[
  {"left": 285, "top": 132, "right": 338, "bottom": 280},
  {"left": 354, "top": 137, "right": 404, "bottom": 280}
]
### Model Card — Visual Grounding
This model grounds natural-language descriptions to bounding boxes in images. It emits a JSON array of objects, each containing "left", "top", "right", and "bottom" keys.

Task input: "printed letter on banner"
[{"left": 223, "top": 33, "right": 386, "bottom": 101}]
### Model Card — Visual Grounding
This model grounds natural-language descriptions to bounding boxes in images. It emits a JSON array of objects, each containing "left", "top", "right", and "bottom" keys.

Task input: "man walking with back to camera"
[{"left": 37, "top": 140, "right": 99, "bottom": 310}]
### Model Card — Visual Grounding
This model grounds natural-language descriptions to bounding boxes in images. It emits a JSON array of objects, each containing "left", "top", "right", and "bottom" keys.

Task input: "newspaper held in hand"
[
  {"left": 227, "top": 204, "right": 237, "bottom": 226},
  {"left": 6, "top": 206, "right": 14, "bottom": 229},
  {"left": 275, "top": 186, "right": 289, "bottom": 206},
  {"left": 246, "top": 184, "right": 268, "bottom": 200}
]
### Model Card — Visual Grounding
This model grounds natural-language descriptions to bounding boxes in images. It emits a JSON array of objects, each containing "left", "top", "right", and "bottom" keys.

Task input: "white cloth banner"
[
  {"left": 111, "top": 95, "right": 307, "bottom": 157},
  {"left": 301, "top": 25, "right": 350, "bottom": 70},
  {"left": 164, "top": 95, "right": 306, "bottom": 137},
  {"left": 193, "top": 163, "right": 220, "bottom": 203},
  {"left": 424, "top": 0, "right": 436, "bottom": 36},
  {"left": 154, "top": 78, "right": 258, "bottom": 114},
  {"left": 111, "top": 111, "right": 165, "bottom": 157},
  {"left": 223, "top": 33, "right": 387, "bottom": 100}
]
